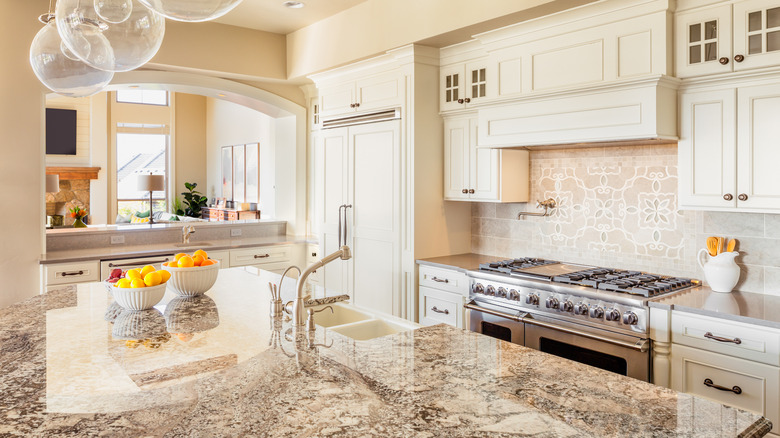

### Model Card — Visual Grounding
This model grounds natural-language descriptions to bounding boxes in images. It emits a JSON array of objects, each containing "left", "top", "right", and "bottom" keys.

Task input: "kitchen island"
[{"left": 0, "top": 268, "right": 771, "bottom": 437}]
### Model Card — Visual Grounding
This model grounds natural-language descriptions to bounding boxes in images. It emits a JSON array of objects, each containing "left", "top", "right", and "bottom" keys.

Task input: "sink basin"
[
  {"left": 309, "top": 303, "right": 372, "bottom": 328},
  {"left": 173, "top": 242, "right": 213, "bottom": 248},
  {"left": 328, "top": 319, "right": 417, "bottom": 341}
]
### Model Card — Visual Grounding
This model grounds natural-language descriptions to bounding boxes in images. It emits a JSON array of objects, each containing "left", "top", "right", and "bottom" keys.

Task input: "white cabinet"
[
  {"left": 44, "top": 260, "right": 100, "bottom": 289},
  {"left": 319, "top": 72, "right": 403, "bottom": 118},
  {"left": 677, "top": 0, "right": 780, "bottom": 78},
  {"left": 229, "top": 245, "right": 292, "bottom": 273},
  {"left": 444, "top": 115, "right": 529, "bottom": 202},
  {"left": 440, "top": 60, "right": 491, "bottom": 112},
  {"left": 206, "top": 249, "right": 230, "bottom": 269},
  {"left": 679, "top": 80, "right": 780, "bottom": 212},
  {"left": 418, "top": 265, "right": 469, "bottom": 328},
  {"left": 100, "top": 255, "right": 174, "bottom": 280}
]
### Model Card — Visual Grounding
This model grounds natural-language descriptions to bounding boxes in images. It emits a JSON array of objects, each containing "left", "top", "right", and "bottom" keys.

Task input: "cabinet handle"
[
  {"left": 462, "top": 189, "right": 468, "bottom": 194},
  {"left": 457, "top": 98, "right": 464, "bottom": 104},
  {"left": 734, "top": 54, "right": 745, "bottom": 63},
  {"left": 703, "top": 378, "right": 742, "bottom": 395},
  {"left": 464, "top": 97, "right": 471, "bottom": 103},
  {"left": 60, "top": 270, "right": 85, "bottom": 277},
  {"left": 254, "top": 254, "right": 271, "bottom": 259},
  {"left": 719, "top": 57, "right": 730, "bottom": 65},
  {"left": 108, "top": 258, "right": 170, "bottom": 267},
  {"left": 349, "top": 103, "right": 355, "bottom": 108},
  {"left": 431, "top": 277, "right": 449, "bottom": 283},
  {"left": 468, "top": 189, "right": 475, "bottom": 194},
  {"left": 723, "top": 193, "right": 733, "bottom": 201},
  {"left": 738, "top": 193, "right": 748, "bottom": 201},
  {"left": 704, "top": 332, "right": 742, "bottom": 345},
  {"left": 431, "top": 306, "right": 450, "bottom": 315}
]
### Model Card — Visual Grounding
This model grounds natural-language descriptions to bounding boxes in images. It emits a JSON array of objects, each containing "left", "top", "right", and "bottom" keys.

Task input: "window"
[
  {"left": 116, "top": 89, "right": 169, "bottom": 106},
  {"left": 116, "top": 133, "right": 168, "bottom": 216}
]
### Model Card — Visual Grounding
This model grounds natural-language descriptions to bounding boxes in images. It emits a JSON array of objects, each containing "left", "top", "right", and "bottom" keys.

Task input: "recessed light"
[
  {"left": 283, "top": 1, "right": 305, "bottom": 9},
  {"left": 217, "top": 93, "right": 226, "bottom": 97}
]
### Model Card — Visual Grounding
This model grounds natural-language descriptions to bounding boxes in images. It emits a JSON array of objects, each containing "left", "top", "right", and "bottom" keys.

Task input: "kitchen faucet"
[{"left": 182, "top": 225, "right": 195, "bottom": 244}]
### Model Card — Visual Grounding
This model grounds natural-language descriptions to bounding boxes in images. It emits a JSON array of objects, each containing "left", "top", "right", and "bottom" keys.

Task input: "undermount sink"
[
  {"left": 173, "top": 242, "right": 214, "bottom": 248},
  {"left": 328, "top": 319, "right": 418, "bottom": 341},
  {"left": 309, "top": 303, "right": 372, "bottom": 328}
]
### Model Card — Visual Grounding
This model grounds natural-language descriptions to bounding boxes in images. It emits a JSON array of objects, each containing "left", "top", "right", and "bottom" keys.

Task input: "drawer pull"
[
  {"left": 60, "top": 270, "right": 85, "bottom": 277},
  {"left": 431, "top": 306, "right": 449, "bottom": 315},
  {"left": 703, "top": 378, "right": 742, "bottom": 395},
  {"left": 254, "top": 254, "right": 271, "bottom": 259},
  {"left": 431, "top": 277, "right": 449, "bottom": 283},
  {"left": 108, "top": 258, "right": 170, "bottom": 268},
  {"left": 704, "top": 332, "right": 742, "bottom": 345}
]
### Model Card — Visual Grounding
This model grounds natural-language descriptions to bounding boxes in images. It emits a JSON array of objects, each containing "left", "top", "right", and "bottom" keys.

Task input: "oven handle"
[
  {"left": 463, "top": 301, "right": 523, "bottom": 322},
  {"left": 523, "top": 316, "right": 650, "bottom": 353}
]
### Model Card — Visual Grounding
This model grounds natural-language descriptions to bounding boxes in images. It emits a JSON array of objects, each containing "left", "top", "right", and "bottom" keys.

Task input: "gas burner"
[
  {"left": 597, "top": 276, "right": 694, "bottom": 297},
  {"left": 479, "top": 258, "right": 558, "bottom": 274}
]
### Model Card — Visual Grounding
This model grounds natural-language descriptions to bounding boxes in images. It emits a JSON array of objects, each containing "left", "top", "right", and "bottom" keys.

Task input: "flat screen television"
[{"left": 46, "top": 108, "right": 77, "bottom": 155}]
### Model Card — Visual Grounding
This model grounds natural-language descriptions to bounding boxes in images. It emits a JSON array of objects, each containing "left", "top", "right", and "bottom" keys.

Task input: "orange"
[
  {"left": 200, "top": 259, "right": 217, "bottom": 266},
  {"left": 174, "top": 253, "right": 188, "bottom": 262},
  {"left": 126, "top": 269, "right": 142, "bottom": 281},
  {"left": 177, "top": 255, "right": 195, "bottom": 268},
  {"left": 193, "top": 249, "right": 208, "bottom": 260},
  {"left": 130, "top": 278, "right": 146, "bottom": 288},
  {"left": 158, "top": 270, "right": 171, "bottom": 283},
  {"left": 192, "top": 254, "right": 205, "bottom": 266},
  {"left": 144, "top": 271, "right": 162, "bottom": 287},
  {"left": 116, "top": 278, "right": 131, "bottom": 288},
  {"left": 140, "top": 265, "right": 155, "bottom": 277},
  {"left": 161, "top": 261, "right": 168, "bottom": 267}
]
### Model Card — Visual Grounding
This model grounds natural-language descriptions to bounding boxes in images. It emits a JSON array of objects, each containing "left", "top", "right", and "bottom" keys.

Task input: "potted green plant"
[{"left": 176, "top": 182, "right": 208, "bottom": 218}]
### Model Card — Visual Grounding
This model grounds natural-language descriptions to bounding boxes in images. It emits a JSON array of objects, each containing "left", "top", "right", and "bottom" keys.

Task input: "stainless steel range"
[{"left": 464, "top": 257, "right": 699, "bottom": 382}]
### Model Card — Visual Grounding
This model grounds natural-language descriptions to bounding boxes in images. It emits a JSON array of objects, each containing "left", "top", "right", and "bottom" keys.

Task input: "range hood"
[{"left": 477, "top": 75, "right": 679, "bottom": 148}]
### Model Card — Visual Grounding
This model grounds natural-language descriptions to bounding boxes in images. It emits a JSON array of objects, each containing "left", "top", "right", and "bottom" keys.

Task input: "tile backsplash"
[{"left": 471, "top": 144, "right": 780, "bottom": 296}]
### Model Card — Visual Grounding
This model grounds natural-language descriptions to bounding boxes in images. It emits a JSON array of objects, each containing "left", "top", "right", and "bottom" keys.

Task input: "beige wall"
[{"left": 174, "top": 93, "right": 208, "bottom": 202}]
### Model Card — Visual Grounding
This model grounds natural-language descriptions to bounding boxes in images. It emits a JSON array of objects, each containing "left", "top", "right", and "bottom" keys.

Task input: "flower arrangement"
[{"left": 69, "top": 206, "right": 87, "bottom": 219}]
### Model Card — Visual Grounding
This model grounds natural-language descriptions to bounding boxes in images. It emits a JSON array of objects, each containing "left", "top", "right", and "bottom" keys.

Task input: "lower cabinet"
[
  {"left": 205, "top": 250, "right": 230, "bottom": 269},
  {"left": 44, "top": 260, "right": 100, "bottom": 291},
  {"left": 417, "top": 265, "right": 469, "bottom": 328},
  {"left": 230, "top": 244, "right": 292, "bottom": 274}
]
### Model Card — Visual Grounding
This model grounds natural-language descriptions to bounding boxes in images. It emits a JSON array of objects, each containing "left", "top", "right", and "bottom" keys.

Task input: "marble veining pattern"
[{"left": 0, "top": 269, "right": 771, "bottom": 437}]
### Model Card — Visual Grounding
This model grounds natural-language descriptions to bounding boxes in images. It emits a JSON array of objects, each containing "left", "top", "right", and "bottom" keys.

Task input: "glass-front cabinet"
[
  {"left": 677, "top": 0, "right": 780, "bottom": 78},
  {"left": 440, "top": 61, "right": 490, "bottom": 112}
]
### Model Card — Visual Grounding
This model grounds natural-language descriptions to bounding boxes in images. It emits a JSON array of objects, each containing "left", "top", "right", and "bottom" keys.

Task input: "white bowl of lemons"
[
  {"left": 110, "top": 265, "right": 171, "bottom": 311},
  {"left": 161, "top": 250, "right": 220, "bottom": 297}
]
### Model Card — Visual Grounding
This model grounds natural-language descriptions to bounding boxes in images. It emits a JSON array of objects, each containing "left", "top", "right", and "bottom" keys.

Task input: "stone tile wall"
[
  {"left": 45, "top": 178, "right": 90, "bottom": 226},
  {"left": 471, "top": 144, "right": 780, "bottom": 296}
]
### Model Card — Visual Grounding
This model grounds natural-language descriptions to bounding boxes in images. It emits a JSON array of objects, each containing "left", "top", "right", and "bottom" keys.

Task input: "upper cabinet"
[
  {"left": 440, "top": 60, "right": 491, "bottom": 112},
  {"left": 319, "top": 71, "right": 404, "bottom": 118},
  {"left": 677, "top": 0, "right": 780, "bottom": 78}
]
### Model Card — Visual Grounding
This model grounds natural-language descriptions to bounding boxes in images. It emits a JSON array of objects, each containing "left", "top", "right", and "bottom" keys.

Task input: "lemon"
[
  {"left": 126, "top": 269, "right": 142, "bottom": 281},
  {"left": 140, "top": 265, "right": 155, "bottom": 277},
  {"left": 193, "top": 249, "right": 208, "bottom": 260},
  {"left": 177, "top": 255, "right": 195, "bottom": 268},
  {"left": 130, "top": 278, "right": 146, "bottom": 288},
  {"left": 158, "top": 269, "right": 171, "bottom": 283},
  {"left": 144, "top": 271, "right": 162, "bottom": 287},
  {"left": 116, "top": 278, "right": 131, "bottom": 288}
]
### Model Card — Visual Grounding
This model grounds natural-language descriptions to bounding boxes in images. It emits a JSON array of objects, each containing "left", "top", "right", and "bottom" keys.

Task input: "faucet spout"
[{"left": 292, "top": 245, "right": 351, "bottom": 327}]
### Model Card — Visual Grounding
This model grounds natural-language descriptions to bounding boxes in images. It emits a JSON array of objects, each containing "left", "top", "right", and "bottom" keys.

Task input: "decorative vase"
[
  {"left": 73, "top": 217, "right": 87, "bottom": 228},
  {"left": 697, "top": 249, "right": 740, "bottom": 293}
]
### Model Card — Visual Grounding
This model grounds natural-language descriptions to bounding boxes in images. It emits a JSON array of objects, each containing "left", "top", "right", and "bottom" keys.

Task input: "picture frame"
[
  {"left": 215, "top": 197, "right": 226, "bottom": 208},
  {"left": 221, "top": 146, "right": 233, "bottom": 200},
  {"left": 233, "top": 144, "right": 245, "bottom": 204}
]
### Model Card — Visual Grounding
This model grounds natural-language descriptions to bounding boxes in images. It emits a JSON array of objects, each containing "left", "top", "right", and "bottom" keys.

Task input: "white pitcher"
[{"left": 698, "top": 249, "right": 740, "bottom": 293}]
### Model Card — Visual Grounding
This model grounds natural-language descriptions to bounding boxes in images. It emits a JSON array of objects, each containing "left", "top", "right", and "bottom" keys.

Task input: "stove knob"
[
  {"left": 622, "top": 311, "right": 639, "bottom": 325},
  {"left": 559, "top": 300, "right": 574, "bottom": 313},
  {"left": 589, "top": 306, "right": 604, "bottom": 319},
  {"left": 485, "top": 285, "right": 496, "bottom": 296},
  {"left": 574, "top": 303, "right": 589, "bottom": 315},
  {"left": 605, "top": 308, "right": 620, "bottom": 321},
  {"left": 545, "top": 297, "right": 559, "bottom": 309},
  {"left": 473, "top": 283, "right": 484, "bottom": 294},
  {"left": 508, "top": 289, "right": 520, "bottom": 301},
  {"left": 497, "top": 287, "right": 508, "bottom": 298},
  {"left": 526, "top": 294, "right": 539, "bottom": 306}
]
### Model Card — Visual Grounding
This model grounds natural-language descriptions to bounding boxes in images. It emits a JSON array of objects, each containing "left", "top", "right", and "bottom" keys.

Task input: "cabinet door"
[
  {"left": 678, "top": 88, "right": 737, "bottom": 209},
  {"left": 440, "top": 64, "right": 466, "bottom": 112},
  {"left": 733, "top": 0, "right": 780, "bottom": 71},
  {"left": 348, "top": 120, "right": 401, "bottom": 316},
  {"left": 469, "top": 118, "right": 500, "bottom": 201},
  {"left": 675, "top": 5, "right": 733, "bottom": 78},
  {"left": 737, "top": 82, "right": 780, "bottom": 210},
  {"left": 464, "top": 60, "right": 490, "bottom": 105},
  {"left": 320, "top": 83, "right": 355, "bottom": 118},
  {"left": 443, "top": 118, "right": 470, "bottom": 200},
  {"left": 355, "top": 73, "right": 403, "bottom": 113}
]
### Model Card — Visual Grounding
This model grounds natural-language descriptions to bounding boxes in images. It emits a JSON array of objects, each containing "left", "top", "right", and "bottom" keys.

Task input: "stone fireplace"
[{"left": 45, "top": 167, "right": 100, "bottom": 226}]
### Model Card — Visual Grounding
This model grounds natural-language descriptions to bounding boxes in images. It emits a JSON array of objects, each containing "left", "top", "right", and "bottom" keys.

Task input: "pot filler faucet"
[{"left": 292, "top": 204, "right": 352, "bottom": 328}]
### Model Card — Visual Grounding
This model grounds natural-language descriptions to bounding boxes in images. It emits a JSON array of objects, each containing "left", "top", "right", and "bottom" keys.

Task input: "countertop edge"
[{"left": 415, "top": 259, "right": 472, "bottom": 273}]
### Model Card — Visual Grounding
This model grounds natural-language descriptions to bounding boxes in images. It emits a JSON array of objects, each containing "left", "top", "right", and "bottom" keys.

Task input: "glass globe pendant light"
[
  {"left": 136, "top": 0, "right": 243, "bottom": 22},
  {"left": 93, "top": 0, "right": 133, "bottom": 24},
  {"left": 56, "top": 0, "right": 165, "bottom": 72},
  {"left": 29, "top": 20, "right": 114, "bottom": 97}
]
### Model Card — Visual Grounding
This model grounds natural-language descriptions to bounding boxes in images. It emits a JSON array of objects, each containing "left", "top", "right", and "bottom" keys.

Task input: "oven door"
[
  {"left": 524, "top": 313, "right": 651, "bottom": 381},
  {"left": 464, "top": 300, "right": 525, "bottom": 345}
]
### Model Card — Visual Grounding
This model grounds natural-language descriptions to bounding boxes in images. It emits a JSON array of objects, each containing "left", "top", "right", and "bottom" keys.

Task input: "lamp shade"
[
  {"left": 46, "top": 174, "right": 60, "bottom": 193},
  {"left": 137, "top": 174, "right": 164, "bottom": 191}
]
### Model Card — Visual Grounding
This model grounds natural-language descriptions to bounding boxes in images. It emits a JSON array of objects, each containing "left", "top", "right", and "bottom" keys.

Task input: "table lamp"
[
  {"left": 45, "top": 174, "right": 59, "bottom": 193},
  {"left": 137, "top": 173, "right": 165, "bottom": 224}
]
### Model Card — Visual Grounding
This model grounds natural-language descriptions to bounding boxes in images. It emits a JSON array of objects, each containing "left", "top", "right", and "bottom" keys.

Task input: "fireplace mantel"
[{"left": 46, "top": 167, "right": 101, "bottom": 180}]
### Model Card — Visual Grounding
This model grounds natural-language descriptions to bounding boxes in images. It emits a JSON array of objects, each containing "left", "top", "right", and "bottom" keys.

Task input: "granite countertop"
[
  {"left": 650, "top": 286, "right": 780, "bottom": 330},
  {"left": 40, "top": 235, "right": 310, "bottom": 264},
  {"left": 416, "top": 253, "right": 502, "bottom": 272},
  {"left": 0, "top": 268, "right": 771, "bottom": 437}
]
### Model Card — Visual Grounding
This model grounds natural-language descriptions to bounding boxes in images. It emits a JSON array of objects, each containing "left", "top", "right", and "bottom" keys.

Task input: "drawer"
[
  {"left": 419, "top": 265, "right": 469, "bottom": 296},
  {"left": 45, "top": 260, "right": 100, "bottom": 286},
  {"left": 419, "top": 286, "right": 463, "bottom": 328},
  {"left": 672, "top": 311, "right": 780, "bottom": 366},
  {"left": 205, "top": 250, "right": 230, "bottom": 269},
  {"left": 230, "top": 245, "right": 292, "bottom": 268},
  {"left": 671, "top": 344, "right": 779, "bottom": 434},
  {"left": 100, "top": 255, "right": 174, "bottom": 279}
]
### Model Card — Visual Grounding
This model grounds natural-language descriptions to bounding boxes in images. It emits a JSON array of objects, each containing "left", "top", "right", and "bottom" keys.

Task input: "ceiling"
[{"left": 214, "top": 0, "right": 369, "bottom": 34}]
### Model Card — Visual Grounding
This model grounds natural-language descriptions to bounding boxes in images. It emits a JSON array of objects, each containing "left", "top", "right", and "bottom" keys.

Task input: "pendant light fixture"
[
  {"left": 136, "top": 0, "right": 243, "bottom": 22},
  {"left": 93, "top": 0, "right": 133, "bottom": 24}
]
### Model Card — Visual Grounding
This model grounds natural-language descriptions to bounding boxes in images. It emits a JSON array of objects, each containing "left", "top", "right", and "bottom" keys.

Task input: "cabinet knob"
[
  {"left": 462, "top": 189, "right": 468, "bottom": 194},
  {"left": 719, "top": 57, "right": 730, "bottom": 65},
  {"left": 468, "top": 189, "right": 475, "bottom": 194},
  {"left": 723, "top": 193, "right": 733, "bottom": 201},
  {"left": 738, "top": 193, "right": 748, "bottom": 201},
  {"left": 457, "top": 98, "right": 464, "bottom": 104},
  {"left": 349, "top": 103, "right": 355, "bottom": 108},
  {"left": 464, "top": 98, "right": 471, "bottom": 103},
  {"left": 734, "top": 54, "right": 745, "bottom": 63},
  {"left": 355, "top": 103, "right": 360, "bottom": 108}
]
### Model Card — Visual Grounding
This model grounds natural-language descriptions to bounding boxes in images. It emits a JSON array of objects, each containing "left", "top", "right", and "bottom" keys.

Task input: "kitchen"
[{"left": 3, "top": 0, "right": 780, "bottom": 436}]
